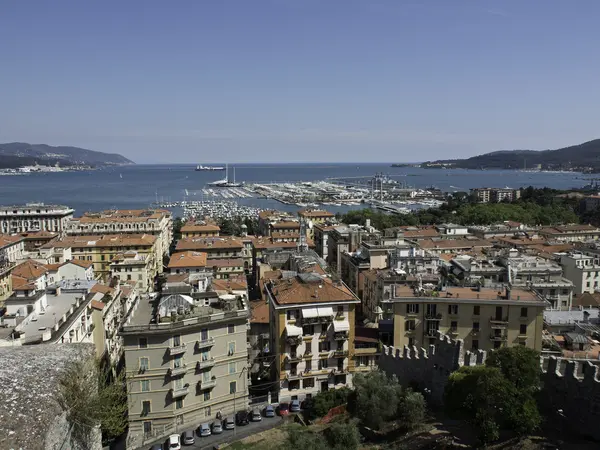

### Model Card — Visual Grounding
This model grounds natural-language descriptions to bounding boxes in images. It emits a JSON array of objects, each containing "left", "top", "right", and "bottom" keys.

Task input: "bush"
[
  {"left": 398, "top": 389, "right": 426, "bottom": 429},
  {"left": 324, "top": 420, "right": 361, "bottom": 450}
]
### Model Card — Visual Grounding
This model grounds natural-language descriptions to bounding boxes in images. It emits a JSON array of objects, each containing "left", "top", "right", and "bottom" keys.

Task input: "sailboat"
[{"left": 207, "top": 164, "right": 242, "bottom": 187}]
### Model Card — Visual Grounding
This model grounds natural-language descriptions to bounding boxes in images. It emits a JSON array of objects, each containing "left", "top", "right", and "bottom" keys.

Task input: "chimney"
[{"left": 506, "top": 286, "right": 511, "bottom": 300}]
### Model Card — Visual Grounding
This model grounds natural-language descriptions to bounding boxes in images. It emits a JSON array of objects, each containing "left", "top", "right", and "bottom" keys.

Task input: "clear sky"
[{"left": 1, "top": 0, "right": 599, "bottom": 164}]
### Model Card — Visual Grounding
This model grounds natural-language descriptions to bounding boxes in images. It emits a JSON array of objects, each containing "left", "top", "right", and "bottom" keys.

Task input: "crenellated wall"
[
  {"left": 378, "top": 332, "right": 486, "bottom": 405},
  {"left": 540, "top": 356, "right": 600, "bottom": 441}
]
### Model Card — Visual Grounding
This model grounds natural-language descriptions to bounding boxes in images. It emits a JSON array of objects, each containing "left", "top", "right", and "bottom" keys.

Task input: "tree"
[
  {"left": 398, "top": 389, "right": 426, "bottom": 429},
  {"left": 485, "top": 346, "right": 541, "bottom": 394},
  {"left": 324, "top": 420, "right": 361, "bottom": 450},
  {"left": 287, "top": 424, "right": 329, "bottom": 450},
  {"left": 173, "top": 216, "right": 183, "bottom": 241},
  {"left": 349, "top": 371, "right": 403, "bottom": 430},
  {"left": 303, "top": 387, "right": 351, "bottom": 420}
]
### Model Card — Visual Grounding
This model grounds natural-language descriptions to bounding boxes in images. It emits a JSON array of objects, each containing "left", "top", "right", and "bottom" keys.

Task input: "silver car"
[
  {"left": 182, "top": 430, "right": 194, "bottom": 445},
  {"left": 199, "top": 423, "right": 211, "bottom": 437},
  {"left": 223, "top": 416, "right": 235, "bottom": 430},
  {"left": 212, "top": 420, "right": 223, "bottom": 434},
  {"left": 250, "top": 408, "right": 262, "bottom": 422}
]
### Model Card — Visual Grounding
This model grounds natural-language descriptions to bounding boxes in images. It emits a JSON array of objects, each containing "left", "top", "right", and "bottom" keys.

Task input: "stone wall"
[{"left": 379, "top": 332, "right": 486, "bottom": 405}]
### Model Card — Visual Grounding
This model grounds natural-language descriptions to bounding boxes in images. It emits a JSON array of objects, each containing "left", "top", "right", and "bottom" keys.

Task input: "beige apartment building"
[
  {"left": 265, "top": 271, "right": 360, "bottom": 403},
  {"left": 110, "top": 251, "right": 153, "bottom": 292},
  {"left": 181, "top": 222, "right": 220, "bottom": 238},
  {"left": 383, "top": 285, "right": 546, "bottom": 352},
  {"left": 297, "top": 209, "right": 335, "bottom": 239},
  {"left": 120, "top": 290, "right": 249, "bottom": 447},
  {"left": 0, "top": 203, "right": 74, "bottom": 234},
  {"left": 66, "top": 209, "right": 173, "bottom": 257},
  {"left": 44, "top": 234, "right": 160, "bottom": 282}
]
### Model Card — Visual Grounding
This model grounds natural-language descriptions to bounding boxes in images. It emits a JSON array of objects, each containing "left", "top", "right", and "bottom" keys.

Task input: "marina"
[{"left": 181, "top": 200, "right": 263, "bottom": 221}]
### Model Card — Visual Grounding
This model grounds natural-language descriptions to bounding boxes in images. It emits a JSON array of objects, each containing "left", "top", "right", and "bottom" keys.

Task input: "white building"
[
  {"left": 110, "top": 251, "right": 153, "bottom": 292},
  {"left": 0, "top": 235, "right": 25, "bottom": 262},
  {"left": 560, "top": 252, "right": 600, "bottom": 294},
  {"left": 0, "top": 204, "right": 74, "bottom": 234}
]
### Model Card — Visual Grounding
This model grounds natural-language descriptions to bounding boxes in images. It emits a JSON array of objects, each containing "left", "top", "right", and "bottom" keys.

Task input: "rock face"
[{"left": 0, "top": 343, "right": 101, "bottom": 450}]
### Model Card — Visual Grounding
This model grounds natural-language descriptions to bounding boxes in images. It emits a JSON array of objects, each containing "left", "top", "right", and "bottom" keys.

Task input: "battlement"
[{"left": 542, "top": 356, "right": 600, "bottom": 384}]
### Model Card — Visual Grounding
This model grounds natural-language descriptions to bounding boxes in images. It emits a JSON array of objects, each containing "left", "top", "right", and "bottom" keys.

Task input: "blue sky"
[{"left": 1, "top": 0, "right": 599, "bottom": 163}]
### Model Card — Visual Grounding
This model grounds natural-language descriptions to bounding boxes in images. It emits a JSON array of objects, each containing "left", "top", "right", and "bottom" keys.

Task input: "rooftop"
[
  {"left": 391, "top": 285, "right": 541, "bottom": 303},
  {"left": 417, "top": 238, "right": 492, "bottom": 250},
  {"left": 207, "top": 258, "right": 244, "bottom": 268},
  {"left": 12, "top": 259, "right": 48, "bottom": 280},
  {"left": 298, "top": 209, "right": 335, "bottom": 218},
  {"left": 176, "top": 236, "right": 243, "bottom": 251},
  {"left": 168, "top": 251, "right": 208, "bottom": 268},
  {"left": 181, "top": 222, "right": 220, "bottom": 233},
  {"left": 271, "top": 221, "right": 300, "bottom": 229},
  {"left": 250, "top": 300, "right": 269, "bottom": 324},
  {"left": 266, "top": 272, "right": 358, "bottom": 306},
  {"left": 76, "top": 209, "right": 170, "bottom": 222},
  {"left": 211, "top": 275, "right": 248, "bottom": 292},
  {"left": 0, "top": 344, "right": 95, "bottom": 450},
  {"left": 0, "top": 234, "right": 24, "bottom": 248},
  {"left": 44, "top": 233, "right": 157, "bottom": 249}
]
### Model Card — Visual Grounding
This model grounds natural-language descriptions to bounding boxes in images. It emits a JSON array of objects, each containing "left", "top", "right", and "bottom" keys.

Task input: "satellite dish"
[{"left": 308, "top": 220, "right": 314, "bottom": 230}]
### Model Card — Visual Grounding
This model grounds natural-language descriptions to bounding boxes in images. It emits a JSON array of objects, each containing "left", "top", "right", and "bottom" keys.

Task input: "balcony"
[
  {"left": 330, "top": 368, "right": 348, "bottom": 376},
  {"left": 196, "top": 337, "right": 215, "bottom": 350},
  {"left": 354, "top": 346, "right": 379, "bottom": 355},
  {"left": 489, "top": 317, "right": 509, "bottom": 327},
  {"left": 426, "top": 329, "right": 439, "bottom": 337},
  {"left": 303, "top": 335, "right": 314, "bottom": 342},
  {"left": 170, "top": 364, "right": 188, "bottom": 377},
  {"left": 286, "top": 372, "right": 301, "bottom": 381},
  {"left": 199, "top": 377, "right": 217, "bottom": 390},
  {"left": 303, "top": 352, "right": 313, "bottom": 359},
  {"left": 171, "top": 385, "right": 190, "bottom": 399},
  {"left": 318, "top": 333, "right": 328, "bottom": 341},
  {"left": 448, "top": 327, "right": 459, "bottom": 337},
  {"left": 196, "top": 357, "right": 215, "bottom": 370},
  {"left": 335, "top": 313, "right": 346, "bottom": 321},
  {"left": 169, "top": 344, "right": 187, "bottom": 356},
  {"left": 471, "top": 329, "right": 480, "bottom": 337},
  {"left": 425, "top": 313, "right": 442, "bottom": 321},
  {"left": 489, "top": 333, "right": 508, "bottom": 342},
  {"left": 517, "top": 333, "right": 528, "bottom": 340},
  {"left": 286, "top": 335, "right": 302, "bottom": 346},
  {"left": 334, "top": 331, "right": 349, "bottom": 340},
  {"left": 405, "top": 328, "right": 416, "bottom": 335},
  {"left": 287, "top": 353, "right": 302, "bottom": 363},
  {"left": 333, "top": 349, "right": 348, "bottom": 358}
]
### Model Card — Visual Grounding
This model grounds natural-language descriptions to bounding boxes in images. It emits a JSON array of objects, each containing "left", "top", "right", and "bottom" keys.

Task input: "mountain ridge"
[
  {"left": 0, "top": 142, "right": 134, "bottom": 168},
  {"left": 426, "top": 139, "right": 600, "bottom": 171}
]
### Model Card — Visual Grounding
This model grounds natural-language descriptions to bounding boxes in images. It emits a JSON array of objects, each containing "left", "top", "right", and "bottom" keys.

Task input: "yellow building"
[
  {"left": 298, "top": 209, "right": 335, "bottom": 239},
  {"left": 180, "top": 222, "right": 220, "bottom": 238},
  {"left": 383, "top": 285, "right": 545, "bottom": 352},
  {"left": 264, "top": 271, "right": 360, "bottom": 403},
  {"left": 43, "top": 234, "right": 160, "bottom": 283}
]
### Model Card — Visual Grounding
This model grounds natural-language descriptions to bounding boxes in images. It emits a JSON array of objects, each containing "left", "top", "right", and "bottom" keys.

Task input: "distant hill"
[
  {"left": 0, "top": 142, "right": 134, "bottom": 168},
  {"left": 427, "top": 139, "right": 600, "bottom": 171}
]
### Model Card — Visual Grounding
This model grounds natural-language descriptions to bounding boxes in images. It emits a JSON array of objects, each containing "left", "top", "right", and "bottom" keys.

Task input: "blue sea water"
[{"left": 0, "top": 163, "right": 591, "bottom": 217}]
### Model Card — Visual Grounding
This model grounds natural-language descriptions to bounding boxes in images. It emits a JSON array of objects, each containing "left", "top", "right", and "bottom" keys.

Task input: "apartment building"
[
  {"left": 175, "top": 237, "right": 247, "bottom": 265},
  {"left": 313, "top": 223, "right": 336, "bottom": 260},
  {"left": 43, "top": 233, "right": 160, "bottom": 282},
  {"left": 257, "top": 210, "right": 296, "bottom": 236},
  {"left": 19, "top": 230, "right": 59, "bottom": 251},
  {"left": 560, "top": 252, "right": 600, "bottom": 294},
  {"left": 416, "top": 237, "right": 493, "bottom": 256},
  {"left": 0, "top": 235, "right": 25, "bottom": 262},
  {"left": 0, "top": 203, "right": 74, "bottom": 234},
  {"left": 66, "top": 209, "right": 173, "bottom": 257},
  {"left": 110, "top": 251, "right": 153, "bottom": 292},
  {"left": 207, "top": 258, "right": 245, "bottom": 279},
  {"left": 181, "top": 222, "right": 220, "bottom": 238},
  {"left": 265, "top": 271, "right": 360, "bottom": 403},
  {"left": 298, "top": 209, "right": 335, "bottom": 239},
  {"left": 470, "top": 188, "right": 521, "bottom": 203},
  {"left": 538, "top": 224, "right": 600, "bottom": 242},
  {"left": 168, "top": 251, "right": 208, "bottom": 275},
  {"left": 328, "top": 223, "right": 380, "bottom": 275},
  {"left": 120, "top": 289, "right": 249, "bottom": 447},
  {"left": 382, "top": 285, "right": 546, "bottom": 352},
  {"left": 0, "top": 251, "right": 14, "bottom": 305},
  {"left": 353, "top": 327, "right": 381, "bottom": 373}
]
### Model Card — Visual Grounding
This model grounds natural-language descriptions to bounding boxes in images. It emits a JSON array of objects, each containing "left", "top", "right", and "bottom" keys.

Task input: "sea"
[{"left": 0, "top": 163, "right": 594, "bottom": 217}]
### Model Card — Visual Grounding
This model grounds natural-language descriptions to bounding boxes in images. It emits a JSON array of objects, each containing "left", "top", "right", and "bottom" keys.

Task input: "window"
[
  {"left": 519, "top": 324, "right": 527, "bottom": 335},
  {"left": 228, "top": 324, "right": 235, "bottom": 334},
  {"left": 319, "top": 341, "right": 330, "bottom": 352},
  {"left": 407, "top": 303, "right": 419, "bottom": 314},
  {"left": 337, "top": 306, "right": 344, "bottom": 313},
  {"left": 143, "top": 421, "right": 152, "bottom": 434},
  {"left": 473, "top": 322, "right": 480, "bottom": 331},
  {"left": 228, "top": 342, "right": 235, "bottom": 356},
  {"left": 173, "top": 355, "right": 183, "bottom": 369},
  {"left": 200, "top": 329, "right": 209, "bottom": 341},
  {"left": 494, "top": 341, "right": 502, "bottom": 349},
  {"left": 142, "top": 400, "right": 151, "bottom": 415},
  {"left": 303, "top": 378, "right": 314, "bottom": 388},
  {"left": 287, "top": 310, "right": 296, "bottom": 320},
  {"left": 228, "top": 362, "right": 236, "bottom": 374},
  {"left": 202, "top": 371, "right": 211, "bottom": 382},
  {"left": 408, "top": 337, "right": 414, "bottom": 347},
  {"left": 319, "top": 359, "right": 329, "bottom": 369},
  {"left": 205, "top": 406, "right": 212, "bottom": 417},
  {"left": 173, "top": 378, "right": 183, "bottom": 390},
  {"left": 173, "top": 335, "right": 181, "bottom": 347},
  {"left": 520, "top": 307, "right": 528, "bottom": 318},
  {"left": 473, "top": 305, "right": 480, "bottom": 315},
  {"left": 204, "top": 391, "right": 211, "bottom": 401},
  {"left": 127, "top": 274, "right": 132, "bottom": 281},
  {"left": 426, "top": 304, "right": 437, "bottom": 315},
  {"left": 141, "top": 380, "right": 150, "bottom": 392},
  {"left": 448, "top": 304, "right": 458, "bottom": 315},
  {"left": 303, "top": 325, "right": 314, "bottom": 335},
  {"left": 472, "top": 340, "right": 479, "bottom": 350},
  {"left": 230, "top": 381, "right": 237, "bottom": 394},
  {"left": 450, "top": 320, "right": 457, "bottom": 330},
  {"left": 201, "top": 350, "right": 209, "bottom": 362},
  {"left": 175, "top": 398, "right": 183, "bottom": 410},
  {"left": 405, "top": 320, "right": 416, "bottom": 331},
  {"left": 140, "top": 357, "right": 149, "bottom": 371},
  {"left": 139, "top": 338, "right": 148, "bottom": 348}
]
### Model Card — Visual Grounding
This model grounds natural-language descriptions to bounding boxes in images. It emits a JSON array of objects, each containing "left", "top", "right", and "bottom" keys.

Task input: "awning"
[
  {"left": 302, "top": 308, "right": 318, "bottom": 319},
  {"left": 286, "top": 325, "right": 303, "bottom": 337},
  {"left": 317, "top": 307, "right": 334, "bottom": 317},
  {"left": 333, "top": 320, "right": 350, "bottom": 332}
]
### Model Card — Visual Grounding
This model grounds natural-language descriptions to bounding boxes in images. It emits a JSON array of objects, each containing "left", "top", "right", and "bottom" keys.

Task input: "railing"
[
  {"left": 303, "top": 352, "right": 313, "bottom": 358},
  {"left": 448, "top": 327, "right": 459, "bottom": 335},
  {"left": 287, "top": 353, "right": 302, "bottom": 362},
  {"left": 199, "top": 377, "right": 217, "bottom": 390},
  {"left": 426, "top": 329, "right": 439, "bottom": 337},
  {"left": 335, "top": 313, "right": 345, "bottom": 320},
  {"left": 489, "top": 333, "right": 508, "bottom": 342},
  {"left": 121, "top": 309, "right": 249, "bottom": 332},
  {"left": 169, "top": 344, "right": 187, "bottom": 356},
  {"left": 286, "top": 336, "right": 301, "bottom": 345},
  {"left": 170, "top": 364, "right": 188, "bottom": 377},
  {"left": 171, "top": 385, "right": 190, "bottom": 399},
  {"left": 333, "top": 349, "right": 348, "bottom": 358},
  {"left": 489, "top": 316, "right": 509, "bottom": 326},
  {"left": 425, "top": 313, "right": 442, "bottom": 321},
  {"left": 471, "top": 329, "right": 480, "bottom": 337},
  {"left": 196, "top": 358, "right": 215, "bottom": 370},
  {"left": 334, "top": 331, "right": 348, "bottom": 340},
  {"left": 196, "top": 337, "right": 215, "bottom": 349}
]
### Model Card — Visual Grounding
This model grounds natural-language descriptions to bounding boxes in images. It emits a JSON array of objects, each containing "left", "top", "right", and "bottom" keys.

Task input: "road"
[{"left": 145, "top": 416, "right": 283, "bottom": 450}]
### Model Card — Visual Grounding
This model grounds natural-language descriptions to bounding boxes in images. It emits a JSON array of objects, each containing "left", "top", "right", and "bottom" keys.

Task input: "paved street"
[{"left": 144, "top": 416, "right": 283, "bottom": 450}]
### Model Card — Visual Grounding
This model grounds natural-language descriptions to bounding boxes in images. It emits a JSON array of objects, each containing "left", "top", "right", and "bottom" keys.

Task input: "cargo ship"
[{"left": 195, "top": 165, "right": 225, "bottom": 171}]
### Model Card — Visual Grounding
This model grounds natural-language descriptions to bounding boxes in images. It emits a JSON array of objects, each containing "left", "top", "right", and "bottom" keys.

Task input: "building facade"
[{"left": 0, "top": 204, "right": 74, "bottom": 234}]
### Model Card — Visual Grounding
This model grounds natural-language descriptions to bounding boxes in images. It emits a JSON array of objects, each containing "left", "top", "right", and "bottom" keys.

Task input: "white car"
[{"left": 167, "top": 434, "right": 181, "bottom": 450}]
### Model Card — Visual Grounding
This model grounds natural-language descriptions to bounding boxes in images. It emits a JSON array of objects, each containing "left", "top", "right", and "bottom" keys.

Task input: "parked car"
[
  {"left": 167, "top": 434, "right": 181, "bottom": 450},
  {"left": 150, "top": 444, "right": 163, "bottom": 450},
  {"left": 223, "top": 416, "right": 235, "bottom": 430},
  {"left": 290, "top": 399, "right": 301, "bottom": 413},
  {"left": 264, "top": 404, "right": 275, "bottom": 418},
  {"left": 181, "top": 430, "right": 195, "bottom": 445},
  {"left": 250, "top": 407, "right": 262, "bottom": 422},
  {"left": 278, "top": 403, "right": 290, "bottom": 416},
  {"left": 212, "top": 420, "right": 223, "bottom": 434},
  {"left": 199, "top": 423, "right": 212, "bottom": 437},
  {"left": 236, "top": 410, "right": 250, "bottom": 426}
]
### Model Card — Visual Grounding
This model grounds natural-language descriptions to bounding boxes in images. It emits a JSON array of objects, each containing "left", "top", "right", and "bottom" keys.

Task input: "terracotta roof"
[
  {"left": 207, "top": 258, "right": 244, "bottom": 268},
  {"left": 258, "top": 210, "right": 278, "bottom": 220},
  {"left": 11, "top": 275, "right": 29, "bottom": 290},
  {"left": 267, "top": 274, "right": 357, "bottom": 305},
  {"left": 19, "top": 230, "right": 58, "bottom": 239},
  {"left": 572, "top": 293, "right": 600, "bottom": 308},
  {"left": 313, "top": 223, "right": 337, "bottom": 232},
  {"left": 401, "top": 228, "right": 441, "bottom": 239},
  {"left": 252, "top": 237, "right": 315, "bottom": 250},
  {"left": 417, "top": 238, "right": 492, "bottom": 250},
  {"left": 166, "top": 273, "right": 190, "bottom": 284},
  {"left": 66, "top": 259, "right": 94, "bottom": 269},
  {"left": 91, "top": 284, "right": 115, "bottom": 296},
  {"left": 181, "top": 223, "right": 220, "bottom": 233},
  {"left": 271, "top": 232, "right": 300, "bottom": 239},
  {"left": 298, "top": 209, "right": 335, "bottom": 219},
  {"left": 76, "top": 209, "right": 170, "bottom": 222},
  {"left": 45, "top": 263, "right": 62, "bottom": 271},
  {"left": 393, "top": 285, "right": 540, "bottom": 302},
  {"left": 250, "top": 301, "right": 269, "bottom": 323},
  {"left": 45, "top": 234, "right": 157, "bottom": 249},
  {"left": 12, "top": 260, "right": 48, "bottom": 280},
  {"left": 0, "top": 234, "right": 24, "bottom": 248},
  {"left": 212, "top": 276, "right": 248, "bottom": 292},
  {"left": 90, "top": 300, "right": 105, "bottom": 310},
  {"left": 363, "top": 269, "right": 378, "bottom": 283},
  {"left": 168, "top": 251, "right": 208, "bottom": 268},
  {"left": 175, "top": 237, "right": 243, "bottom": 251},
  {"left": 271, "top": 221, "right": 300, "bottom": 229}
]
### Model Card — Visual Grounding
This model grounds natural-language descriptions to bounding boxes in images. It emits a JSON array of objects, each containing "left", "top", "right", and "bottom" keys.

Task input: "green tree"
[
  {"left": 325, "top": 420, "right": 361, "bottom": 450},
  {"left": 485, "top": 346, "right": 541, "bottom": 393},
  {"left": 303, "top": 387, "right": 351, "bottom": 420},
  {"left": 173, "top": 216, "right": 183, "bottom": 241},
  {"left": 287, "top": 424, "right": 329, "bottom": 450},
  {"left": 398, "top": 389, "right": 426, "bottom": 429},
  {"left": 349, "top": 371, "right": 403, "bottom": 430}
]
